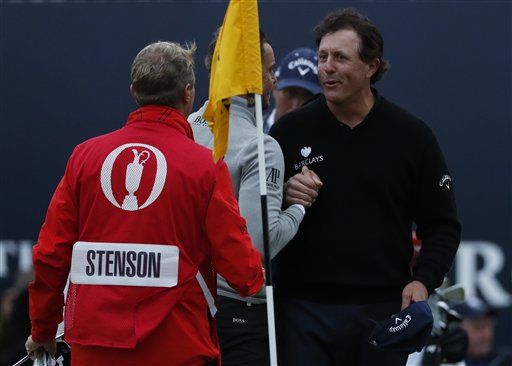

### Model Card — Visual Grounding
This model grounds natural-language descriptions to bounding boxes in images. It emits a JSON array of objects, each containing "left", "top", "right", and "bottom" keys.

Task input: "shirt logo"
[
  {"left": 301, "top": 146, "right": 312, "bottom": 157},
  {"left": 439, "top": 174, "right": 452, "bottom": 190},
  {"left": 266, "top": 168, "right": 281, "bottom": 189},
  {"left": 101, "top": 143, "right": 167, "bottom": 211},
  {"left": 266, "top": 168, "right": 281, "bottom": 191},
  {"left": 191, "top": 114, "right": 208, "bottom": 127},
  {"left": 294, "top": 146, "right": 324, "bottom": 171}
]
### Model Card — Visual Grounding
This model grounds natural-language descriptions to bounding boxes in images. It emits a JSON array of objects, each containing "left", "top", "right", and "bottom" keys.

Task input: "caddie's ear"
[
  {"left": 130, "top": 84, "right": 135, "bottom": 97},
  {"left": 182, "top": 83, "right": 194, "bottom": 104},
  {"left": 181, "top": 83, "right": 195, "bottom": 118}
]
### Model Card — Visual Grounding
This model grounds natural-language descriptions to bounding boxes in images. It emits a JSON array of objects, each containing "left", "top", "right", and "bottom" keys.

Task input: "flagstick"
[{"left": 254, "top": 93, "right": 278, "bottom": 366}]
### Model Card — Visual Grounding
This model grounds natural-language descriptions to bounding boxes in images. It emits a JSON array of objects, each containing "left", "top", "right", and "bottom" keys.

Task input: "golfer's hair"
[
  {"left": 131, "top": 41, "right": 196, "bottom": 107},
  {"left": 314, "top": 8, "right": 390, "bottom": 84},
  {"left": 204, "top": 28, "right": 270, "bottom": 73}
]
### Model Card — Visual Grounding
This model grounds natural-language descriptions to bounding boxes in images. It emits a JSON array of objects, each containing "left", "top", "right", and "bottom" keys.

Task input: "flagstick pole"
[{"left": 254, "top": 93, "right": 278, "bottom": 366}]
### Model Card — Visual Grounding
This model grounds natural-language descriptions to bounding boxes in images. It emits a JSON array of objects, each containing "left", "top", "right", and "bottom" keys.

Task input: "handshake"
[{"left": 284, "top": 166, "right": 323, "bottom": 209}]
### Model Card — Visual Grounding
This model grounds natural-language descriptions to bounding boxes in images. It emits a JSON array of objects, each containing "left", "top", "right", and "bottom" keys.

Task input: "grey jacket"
[{"left": 188, "top": 96, "right": 304, "bottom": 303}]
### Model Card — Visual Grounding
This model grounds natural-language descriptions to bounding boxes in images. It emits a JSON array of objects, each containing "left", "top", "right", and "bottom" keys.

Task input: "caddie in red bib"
[{"left": 25, "top": 41, "right": 264, "bottom": 366}]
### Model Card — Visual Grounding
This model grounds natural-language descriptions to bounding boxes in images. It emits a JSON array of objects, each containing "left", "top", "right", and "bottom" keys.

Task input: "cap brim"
[{"left": 277, "top": 79, "right": 322, "bottom": 95}]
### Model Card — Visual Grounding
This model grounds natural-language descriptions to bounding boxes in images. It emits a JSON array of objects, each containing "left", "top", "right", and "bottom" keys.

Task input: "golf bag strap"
[{"left": 196, "top": 271, "right": 217, "bottom": 317}]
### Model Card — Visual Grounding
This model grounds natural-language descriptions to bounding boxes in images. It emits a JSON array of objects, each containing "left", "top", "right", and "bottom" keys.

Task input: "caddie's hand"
[
  {"left": 25, "top": 335, "right": 56, "bottom": 360},
  {"left": 401, "top": 280, "right": 428, "bottom": 310},
  {"left": 284, "top": 166, "right": 323, "bottom": 208}
]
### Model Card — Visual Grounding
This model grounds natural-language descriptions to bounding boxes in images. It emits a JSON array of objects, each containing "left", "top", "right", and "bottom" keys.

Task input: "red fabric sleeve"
[
  {"left": 205, "top": 162, "right": 264, "bottom": 298},
  {"left": 29, "top": 173, "right": 78, "bottom": 343}
]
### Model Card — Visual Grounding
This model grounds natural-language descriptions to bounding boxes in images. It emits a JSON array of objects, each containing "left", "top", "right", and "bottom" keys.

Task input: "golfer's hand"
[
  {"left": 401, "top": 280, "right": 428, "bottom": 310},
  {"left": 284, "top": 166, "right": 323, "bottom": 208},
  {"left": 25, "top": 335, "right": 56, "bottom": 360}
]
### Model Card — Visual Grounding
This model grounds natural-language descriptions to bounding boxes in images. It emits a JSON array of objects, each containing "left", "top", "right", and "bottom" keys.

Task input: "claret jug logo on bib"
[{"left": 100, "top": 143, "right": 167, "bottom": 211}]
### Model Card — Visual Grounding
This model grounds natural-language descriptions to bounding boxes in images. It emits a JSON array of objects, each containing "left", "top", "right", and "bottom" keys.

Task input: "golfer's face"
[
  {"left": 261, "top": 42, "right": 277, "bottom": 110},
  {"left": 318, "top": 29, "right": 375, "bottom": 105}
]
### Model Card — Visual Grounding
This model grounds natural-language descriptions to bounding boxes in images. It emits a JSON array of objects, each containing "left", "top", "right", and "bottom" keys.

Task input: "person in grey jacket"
[{"left": 188, "top": 29, "right": 321, "bottom": 366}]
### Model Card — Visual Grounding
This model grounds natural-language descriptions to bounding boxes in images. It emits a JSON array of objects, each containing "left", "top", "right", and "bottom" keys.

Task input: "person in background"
[
  {"left": 0, "top": 270, "right": 32, "bottom": 366},
  {"left": 263, "top": 47, "right": 322, "bottom": 133},
  {"left": 24, "top": 40, "right": 264, "bottom": 366},
  {"left": 189, "top": 29, "right": 320, "bottom": 366},
  {"left": 269, "top": 8, "right": 461, "bottom": 366},
  {"left": 454, "top": 297, "right": 512, "bottom": 366}
]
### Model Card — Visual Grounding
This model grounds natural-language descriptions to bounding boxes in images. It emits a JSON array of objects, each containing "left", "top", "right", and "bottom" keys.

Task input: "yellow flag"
[{"left": 203, "top": 0, "right": 262, "bottom": 162}]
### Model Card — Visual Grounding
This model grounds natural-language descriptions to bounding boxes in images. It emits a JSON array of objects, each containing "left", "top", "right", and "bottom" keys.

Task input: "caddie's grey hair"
[{"left": 131, "top": 41, "right": 197, "bottom": 107}]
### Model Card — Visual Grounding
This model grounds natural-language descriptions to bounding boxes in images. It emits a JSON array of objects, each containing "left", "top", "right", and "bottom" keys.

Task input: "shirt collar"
[{"left": 126, "top": 105, "right": 194, "bottom": 139}]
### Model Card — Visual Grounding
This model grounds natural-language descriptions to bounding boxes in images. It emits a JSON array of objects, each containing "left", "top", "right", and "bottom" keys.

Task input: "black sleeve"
[{"left": 412, "top": 131, "right": 461, "bottom": 294}]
